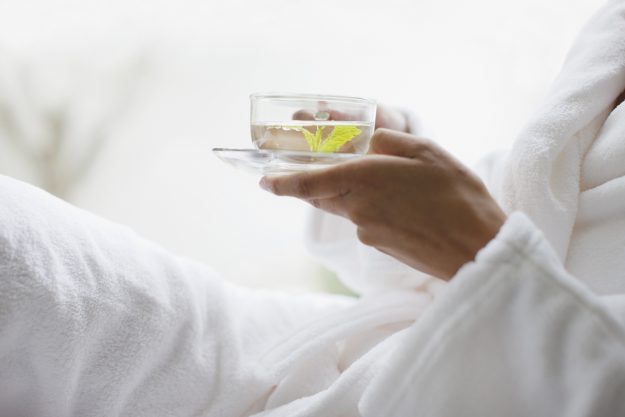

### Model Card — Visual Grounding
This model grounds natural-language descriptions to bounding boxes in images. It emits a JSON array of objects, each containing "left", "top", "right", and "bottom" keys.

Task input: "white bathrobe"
[
  {"left": 1, "top": 0, "right": 625, "bottom": 416},
  {"left": 311, "top": 0, "right": 625, "bottom": 414}
]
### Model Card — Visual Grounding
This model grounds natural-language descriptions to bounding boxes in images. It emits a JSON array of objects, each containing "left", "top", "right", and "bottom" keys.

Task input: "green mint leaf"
[
  {"left": 293, "top": 126, "right": 326, "bottom": 151},
  {"left": 319, "top": 125, "right": 361, "bottom": 153},
  {"left": 313, "top": 126, "right": 325, "bottom": 151},
  {"left": 295, "top": 127, "right": 317, "bottom": 151}
]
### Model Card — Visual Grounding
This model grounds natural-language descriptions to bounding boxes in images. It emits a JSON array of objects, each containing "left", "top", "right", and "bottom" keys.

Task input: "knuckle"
[
  {"left": 308, "top": 198, "right": 322, "bottom": 209},
  {"left": 411, "top": 136, "right": 430, "bottom": 150},
  {"left": 356, "top": 227, "right": 376, "bottom": 246},
  {"left": 407, "top": 138, "right": 439, "bottom": 162},
  {"left": 338, "top": 184, "right": 352, "bottom": 197},
  {"left": 295, "top": 177, "right": 313, "bottom": 198},
  {"left": 349, "top": 206, "right": 372, "bottom": 227},
  {"left": 373, "top": 127, "right": 393, "bottom": 138},
  {"left": 370, "top": 128, "right": 392, "bottom": 147}
]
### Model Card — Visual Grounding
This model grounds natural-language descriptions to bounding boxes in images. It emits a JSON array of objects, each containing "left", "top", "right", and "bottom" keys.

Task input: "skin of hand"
[
  {"left": 374, "top": 105, "right": 410, "bottom": 133},
  {"left": 259, "top": 129, "right": 507, "bottom": 281}
]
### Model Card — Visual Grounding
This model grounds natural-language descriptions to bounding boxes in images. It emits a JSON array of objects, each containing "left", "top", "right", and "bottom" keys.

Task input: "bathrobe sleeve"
[{"left": 362, "top": 212, "right": 625, "bottom": 417}]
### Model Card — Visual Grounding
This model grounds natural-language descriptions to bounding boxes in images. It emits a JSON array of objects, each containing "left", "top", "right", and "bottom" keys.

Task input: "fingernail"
[{"left": 259, "top": 177, "right": 272, "bottom": 192}]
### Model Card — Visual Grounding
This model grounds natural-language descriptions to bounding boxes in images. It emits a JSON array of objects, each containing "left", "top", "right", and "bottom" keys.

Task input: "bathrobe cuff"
[{"left": 362, "top": 211, "right": 625, "bottom": 416}]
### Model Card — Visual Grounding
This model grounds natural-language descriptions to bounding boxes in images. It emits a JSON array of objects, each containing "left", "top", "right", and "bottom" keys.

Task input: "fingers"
[
  {"left": 259, "top": 167, "right": 349, "bottom": 200},
  {"left": 306, "top": 197, "right": 347, "bottom": 217},
  {"left": 374, "top": 105, "right": 409, "bottom": 132},
  {"left": 368, "top": 128, "right": 430, "bottom": 158},
  {"left": 292, "top": 110, "right": 315, "bottom": 121},
  {"left": 260, "top": 168, "right": 353, "bottom": 218}
]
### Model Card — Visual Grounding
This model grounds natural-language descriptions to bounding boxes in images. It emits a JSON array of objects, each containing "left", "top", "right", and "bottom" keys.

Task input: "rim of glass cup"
[{"left": 250, "top": 92, "right": 376, "bottom": 105}]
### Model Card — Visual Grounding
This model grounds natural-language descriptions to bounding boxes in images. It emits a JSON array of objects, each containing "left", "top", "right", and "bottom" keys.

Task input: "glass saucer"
[{"left": 213, "top": 148, "right": 363, "bottom": 175}]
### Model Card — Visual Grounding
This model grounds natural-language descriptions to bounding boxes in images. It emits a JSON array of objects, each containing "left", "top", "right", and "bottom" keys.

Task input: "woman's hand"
[{"left": 259, "top": 129, "right": 506, "bottom": 281}]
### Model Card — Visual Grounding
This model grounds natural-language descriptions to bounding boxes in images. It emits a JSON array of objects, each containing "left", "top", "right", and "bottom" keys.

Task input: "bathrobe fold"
[{"left": 363, "top": 212, "right": 625, "bottom": 416}]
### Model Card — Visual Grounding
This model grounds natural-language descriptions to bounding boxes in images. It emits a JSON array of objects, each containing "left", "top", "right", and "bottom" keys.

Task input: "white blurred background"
[{"left": 0, "top": 0, "right": 604, "bottom": 292}]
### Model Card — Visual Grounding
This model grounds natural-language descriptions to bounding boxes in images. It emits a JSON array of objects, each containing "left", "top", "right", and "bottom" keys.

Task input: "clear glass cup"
[{"left": 250, "top": 93, "right": 377, "bottom": 154}]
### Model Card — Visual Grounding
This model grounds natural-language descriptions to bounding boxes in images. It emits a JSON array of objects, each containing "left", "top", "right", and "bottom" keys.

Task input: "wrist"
[{"left": 448, "top": 207, "right": 507, "bottom": 281}]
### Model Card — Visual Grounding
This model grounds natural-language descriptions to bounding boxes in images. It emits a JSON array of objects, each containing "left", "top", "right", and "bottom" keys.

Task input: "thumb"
[{"left": 367, "top": 128, "right": 431, "bottom": 158}]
